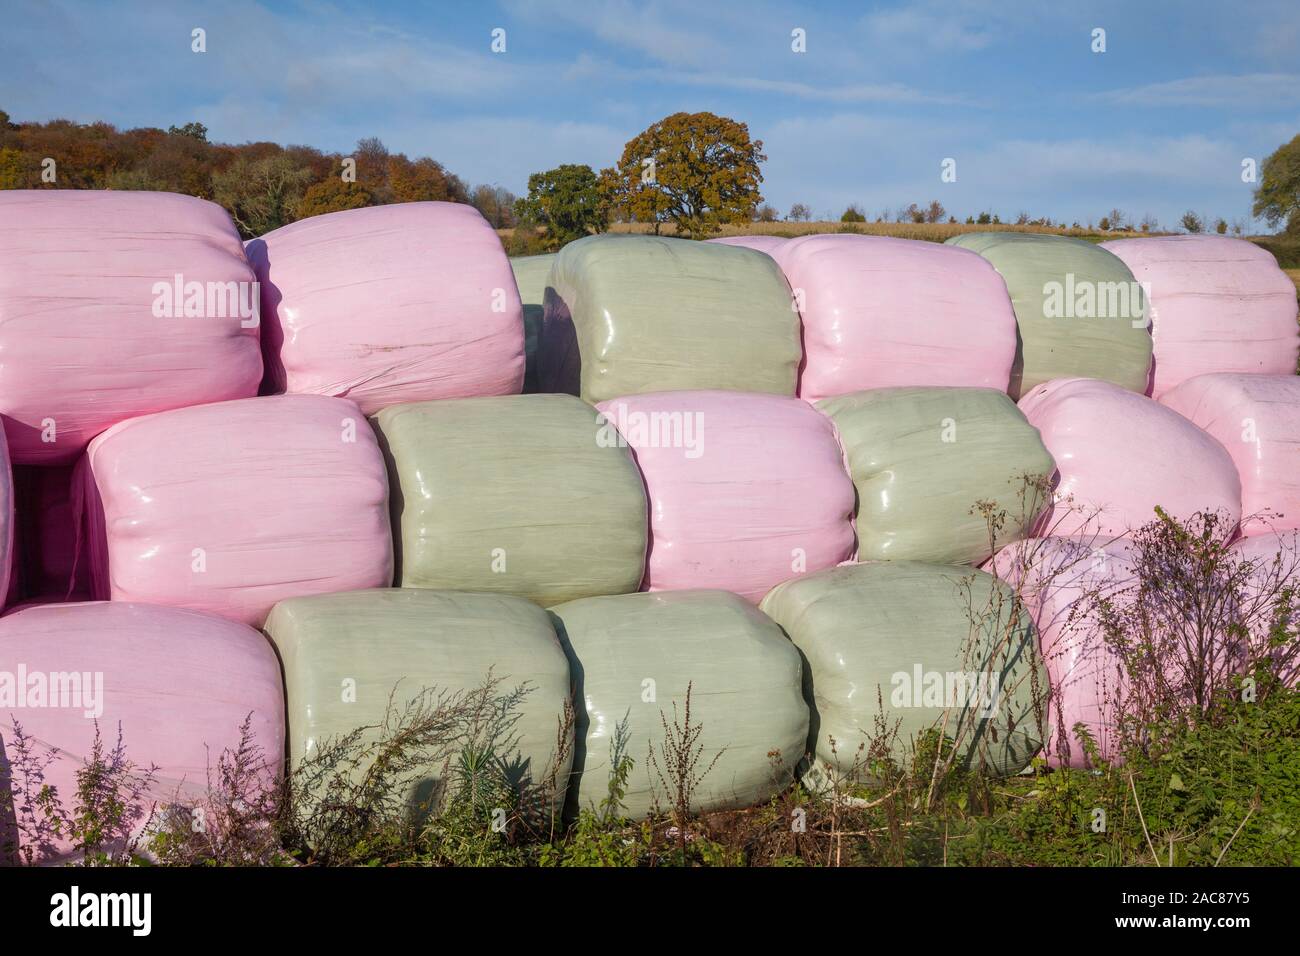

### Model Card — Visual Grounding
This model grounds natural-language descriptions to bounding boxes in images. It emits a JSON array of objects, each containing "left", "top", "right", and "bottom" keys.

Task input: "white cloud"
[{"left": 1096, "top": 74, "right": 1300, "bottom": 108}]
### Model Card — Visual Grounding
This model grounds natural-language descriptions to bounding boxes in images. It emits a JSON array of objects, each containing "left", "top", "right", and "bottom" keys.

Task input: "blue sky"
[{"left": 3, "top": 0, "right": 1298, "bottom": 229}]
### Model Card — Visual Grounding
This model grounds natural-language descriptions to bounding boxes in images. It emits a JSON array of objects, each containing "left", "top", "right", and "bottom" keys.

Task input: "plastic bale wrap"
[
  {"left": 945, "top": 232, "right": 1152, "bottom": 399},
  {"left": 263, "top": 589, "right": 573, "bottom": 821},
  {"left": 991, "top": 536, "right": 1133, "bottom": 768},
  {"left": 0, "top": 190, "right": 263, "bottom": 465},
  {"left": 759, "top": 561, "right": 1046, "bottom": 786},
  {"left": 0, "top": 601, "right": 285, "bottom": 864},
  {"left": 248, "top": 202, "right": 523, "bottom": 416},
  {"left": 374, "top": 393, "right": 646, "bottom": 605},
  {"left": 1100, "top": 236, "right": 1299, "bottom": 397},
  {"left": 777, "top": 235, "right": 1017, "bottom": 399},
  {"left": 704, "top": 235, "right": 790, "bottom": 257},
  {"left": 1019, "top": 377, "right": 1242, "bottom": 538},
  {"left": 538, "top": 235, "right": 801, "bottom": 402},
  {"left": 1159, "top": 374, "right": 1300, "bottom": 534},
  {"left": 595, "top": 391, "right": 856, "bottom": 602},
  {"left": 549, "top": 589, "right": 807, "bottom": 821},
  {"left": 76, "top": 394, "right": 393, "bottom": 627},
  {"left": 509, "top": 253, "right": 556, "bottom": 393},
  {"left": 817, "top": 387, "right": 1054, "bottom": 565}
]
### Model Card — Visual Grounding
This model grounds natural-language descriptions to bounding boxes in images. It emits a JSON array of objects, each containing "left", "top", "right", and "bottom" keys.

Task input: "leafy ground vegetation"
[{"left": 2, "top": 507, "right": 1298, "bottom": 868}]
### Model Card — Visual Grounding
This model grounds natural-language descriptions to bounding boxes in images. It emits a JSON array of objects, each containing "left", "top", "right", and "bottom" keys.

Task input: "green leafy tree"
[
  {"left": 167, "top": 121, "right": 209, "bottom": 142},
  {"left": 515, "top": 163, "right": 607, "bottom": 248},
  {"left": 1181, "top": 210, "right": 1205, "bottom": 234},
  {"left": 600, "top": 112, "right": 765, "bottom": 238},
  {"left": 1253, "top": 133, "right": 1300, "bottom": 235},
  {"left": 213, "top": 153, "right": 313, "bottom": 238},
  {"left": 840, "top": 204, "right": 866, "bottom": 222}
]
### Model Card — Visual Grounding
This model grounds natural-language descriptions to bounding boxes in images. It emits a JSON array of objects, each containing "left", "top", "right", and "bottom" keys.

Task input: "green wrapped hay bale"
[
  {"left": 373, "top": 394, "right": 647, "bottom": 605},
  {"left": 264, "top": 588, "right": 575, "bottom": 820},
  {"left": 760, "top": 561, "right": 1047, "bottom": 786},
  {"left": 539, "top": 234, "right": 801, "bottom": 403},
  {"left": 549, "top": 590, "right": 808, "bottom": 821},
  {"left": 817, "top": 387, "right": 1054, "bottom": 565},
  {"left": 509, "top": 253, "right": 555, "bottom": 393},
  {"left": 945, "top": 232, "right": 1152, "bottom": 398}
]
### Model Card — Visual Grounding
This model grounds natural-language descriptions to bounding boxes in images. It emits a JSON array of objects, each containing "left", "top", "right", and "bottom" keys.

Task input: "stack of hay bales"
[{"left": 6, "top": 187, "right": 1300, "bottom": 849}]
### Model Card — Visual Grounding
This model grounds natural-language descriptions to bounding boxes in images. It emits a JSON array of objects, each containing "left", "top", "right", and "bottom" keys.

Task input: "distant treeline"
[{"left": 0, "top": 109, "right": 518, "bottom": 239}]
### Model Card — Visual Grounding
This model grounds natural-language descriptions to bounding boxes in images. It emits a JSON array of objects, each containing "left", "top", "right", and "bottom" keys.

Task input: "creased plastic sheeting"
[
  {"left": 264, "top": 589, "right": 573, "bottom": 818},
  {"left": 248, "top": 202, "right": 523, "bottom": 416},
  {"left": 704, "top": 235, "right": 789, "bottom": 256},
  {"left": 777, "top": 235, "right": 1017, "bottom": 399},
  {"left": 596, "top": 391, "right": 856, "bottom": 602},
  {"left": 549, "top": 589, "right": 807, "bottom": 821},
  {"left": 817, "top": 387, "right": 1054, "bottom": 565},
  {"left": 1019, "top": 378, "right": 1242, "bottom": 538},
  {"left": 0, "top": 190, "right": 263, "bottom": 465},
  {"left": 1232, "top": 531, "right": 1300, "bottom": 686},
  {"left": 1159, "top": 374, "right": 1300, "bottom": 534},
  {"left": 374, "top": 394, "right": 647, "bottom": 606},
  {"left": 539, "top": 235, "right": 801, "bottom": 403},
  {"left": 0, "top": 602, "right": 285, "bottom": 864},
  {"left": 1100, "top": 236, "right": 1299, "bottom": 397},
  {"left": 945, "top": 232, "right": 1152, "bottom": 399},
  {"left": 759, "top": 561, "right": 1046, "bottom": 785},
  {"left": 76, "top": 394, "right": 393, "bottom": 627},
  {"left": 509, "top": 253, "right": 556, "bottom": 393},
  {"left": 991, "top": 536, "right": 1132, "bottom": 768}
]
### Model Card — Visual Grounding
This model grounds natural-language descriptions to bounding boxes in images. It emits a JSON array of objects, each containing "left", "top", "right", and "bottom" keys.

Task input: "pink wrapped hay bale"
[
  {"left": 1160, "top": 373, "right": 1300, "bottom": 534},
  {"left": 248, "top": 202, "right": 523, "bottom": 415},
  {"left": 705, "top": 235, "right": 790, "bottom": 257},
  {"left": 992, "top": 535, "right": 1134, "bottom": 767},
  {"left": 595, "top": 391, "right": 855, "bottom": 602},
  {"left": 1101, "top": 236, "right": 1299, "bottom": 397},
  {"left": 777, "top": 235, "right": 1018, "bottom": 400},
  {"left": 0, "top": 190, "right": 262, "bottom": 465},
  {"left": 0, "top": 601, "right": 285, "bottom": 864},
  {"left": 75, "top": 395, "right": 392, "bottom": 626},
  {"left": 1019, "top": 378, "right": 1241, "bottom": 538}
]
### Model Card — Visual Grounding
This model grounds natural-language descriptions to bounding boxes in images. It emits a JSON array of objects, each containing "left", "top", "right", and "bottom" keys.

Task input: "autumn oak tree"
[{"left": 601, "top": 112, "right": 766, "bottom": 239}]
